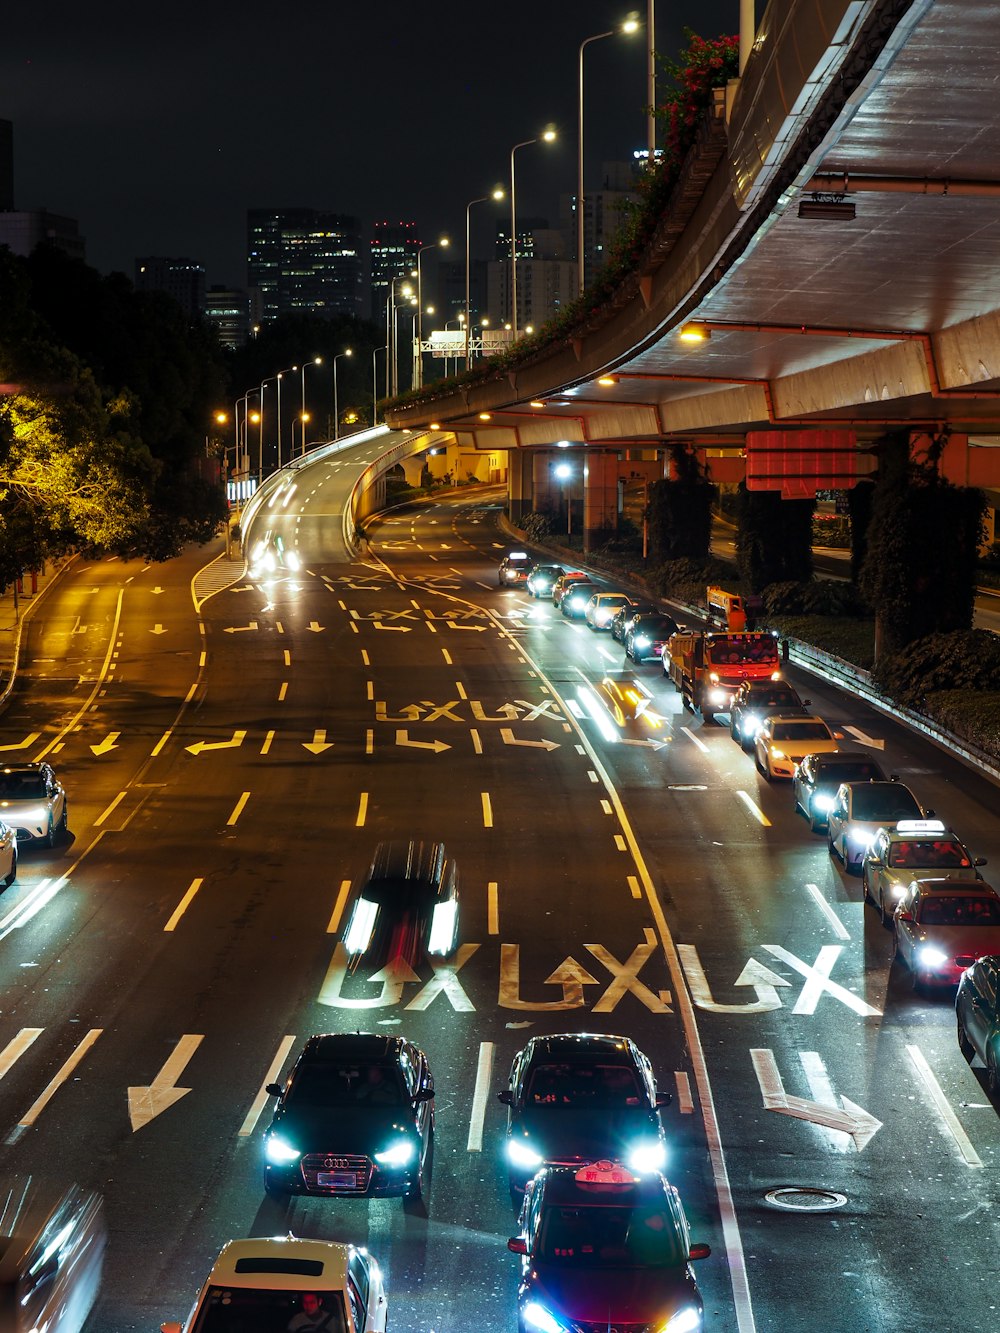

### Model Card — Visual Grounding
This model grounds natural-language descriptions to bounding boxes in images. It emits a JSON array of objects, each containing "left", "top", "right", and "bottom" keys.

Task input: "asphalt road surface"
[{"left": 0, "top": 477, "right": 997, "bottom": 1333}]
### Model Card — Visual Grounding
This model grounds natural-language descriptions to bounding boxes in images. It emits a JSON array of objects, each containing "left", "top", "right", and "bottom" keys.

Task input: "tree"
[
  {"left": 735, "top": 484, "right": 815, "bottom": 592},
  {"left": 647, "top": 446, "right": 715, "bottom": 561}
]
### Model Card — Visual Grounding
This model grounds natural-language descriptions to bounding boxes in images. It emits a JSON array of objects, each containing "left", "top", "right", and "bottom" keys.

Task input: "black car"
[
  {"left": 264, "top": 1033, "right": 435, "bottom": 1205},
  {"left": 560, "top": 580, "right": 598, "bottom": 619},
  {"left": 499, "top": 552, "right": 534, "bottom": 586},
  {"left": 342, "top": 840, "right": 459, "bottom": 966},
  {"left": 729, "top": 680, "right": 808, "bottom": 751},
  {"left": 507, "top": 1162, "right": 710, "bottom": 1333},
  {"left": 526, "top": 564, "right": 564, "bottom": 598},
  {"left": 792, "top": 751, "right": 888, "bottom": 832},
  {"left": 625, "top": 613, "right": 679, "bottom": 663},
  {"left": 498, "top": 1033, "right": 670, "bottom": 1198},
  {"left": 610, "top": 601, "right": 657, "bottom": 643},
  {"left": 956, "top": 955, "right": 1000, "bottom": 1097}
]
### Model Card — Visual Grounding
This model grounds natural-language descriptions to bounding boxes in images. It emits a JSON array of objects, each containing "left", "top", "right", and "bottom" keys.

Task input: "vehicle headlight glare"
[
  {"left": 507, "top": 1140, "right": 544, "bottom": 1169},
  {"left": 812, "top": 794, "right": 835, "bottom": 813},
  {"left": 627, "top": 1142, "right": 666, "bottom": 1173},
  {"left": 663, "top": 1307, "right": 702, "bottom": 1333},
  {"left": 265, "top": 1135, "right": 301, "bottom": 1165},
  {"left": 374, "top": 1140, "right": 416, "bottom": 1166},
  {"left": 849, "top": 827, "right": 875, "bottom": 848},
  {"left": 890, "top": 880, "right": 907, "bottom": 898},
  {"left": 634, "top": 635, "right": 650, "bottom": 649},
  {"left": 523, "top": 1301, "right": 566, "bottom": 1333},
  {"left": 916, "top": 945, "right": 948, "bottom": 969},
  {"left": 771, "top": 748, "right": 786, "bottom": 760}
]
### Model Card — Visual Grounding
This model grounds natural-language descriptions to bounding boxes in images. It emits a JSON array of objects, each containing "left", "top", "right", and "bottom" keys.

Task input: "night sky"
[{"left": 2, "top": 1, "right": 733, "bottom": 294}]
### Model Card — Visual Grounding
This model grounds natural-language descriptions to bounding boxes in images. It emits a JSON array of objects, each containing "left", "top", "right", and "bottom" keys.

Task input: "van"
[{"left": 0, "top": 1178, "right": 106, "bottom": 1333}]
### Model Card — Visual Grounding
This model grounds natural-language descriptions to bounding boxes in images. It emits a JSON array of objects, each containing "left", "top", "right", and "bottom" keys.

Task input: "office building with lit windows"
[
  {"left": 134, "top": 257, "right": 206, "bottom": 319},
  {"left": 370, "top": 220, "right": 420, "bottom": 323},
  {"left": 247, "top": 209, "right": 363, "bottom": 322}
]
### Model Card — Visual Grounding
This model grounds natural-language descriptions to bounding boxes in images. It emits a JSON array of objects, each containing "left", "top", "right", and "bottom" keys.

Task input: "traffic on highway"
[{"left": 0, "top": 474, "right": 997, "bottom": 1333}]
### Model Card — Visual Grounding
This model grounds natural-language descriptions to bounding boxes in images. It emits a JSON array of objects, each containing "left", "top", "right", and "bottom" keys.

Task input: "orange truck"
[
  {"left": 665, "top": 630, "right": 781, "bottom": 719},
  {"left": 706, "top": 586, "right": 747, "bottom": 631}
]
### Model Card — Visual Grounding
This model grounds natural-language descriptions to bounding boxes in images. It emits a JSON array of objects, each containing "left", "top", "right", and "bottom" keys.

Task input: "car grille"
[
  {"left": 301, "top": 1153, "right": 372, "bottom": 1194},
  {"left": 567, "top": 1321, "right": 659, "bottom": 1333}
]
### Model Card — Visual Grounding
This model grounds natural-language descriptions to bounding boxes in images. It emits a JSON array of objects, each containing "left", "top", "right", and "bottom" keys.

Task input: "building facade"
[
  {"left": 247, "top": 209, "right": 363, "bottom": 322},
  {"left": 134, "top": 257, "right": 206, "bottom": 319},
  {"left": 203, "top": 286, "right": 252, "bottom": 349},
  {"left": 370, "top": 220, "right": 420, "bottom": 323}
]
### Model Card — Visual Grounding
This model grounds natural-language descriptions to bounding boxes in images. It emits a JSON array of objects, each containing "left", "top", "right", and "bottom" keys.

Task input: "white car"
[
  {"left": 0, "top": 762, "right": 68, "bottom": 847},
  {"left": 161, "top": 1236, "right": 388, "bottom": 1333},
  {"left": 585, "top": 592, "right": 633, "bottom": 630},
  {"left": 827, "top": 779, "right": 924, "bottom": 873},
  {"left": 0, "top": 818, "right": 16, "bottom": 887}
]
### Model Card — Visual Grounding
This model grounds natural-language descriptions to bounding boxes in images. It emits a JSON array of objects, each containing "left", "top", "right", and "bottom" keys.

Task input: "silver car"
[{"left": 0, "top": 762, "right": 68, "bottom": 847}]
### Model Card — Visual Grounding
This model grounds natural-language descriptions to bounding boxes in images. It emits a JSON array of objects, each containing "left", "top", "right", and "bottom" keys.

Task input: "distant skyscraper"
[
  {"left": 134, "top": 256, "right": 206, "bottom": 319},
  {"left": 370, "top": 221, "right": 420, "bottom": 323},
  {"left": 0, "top": 210, "right": 85, "bottom": 262},
  {"left": 204, "top": 286, "right": 251, "bottom": 349},
  {"left": 0, "top": 119, "right": 13, "bottom": 210},
  {"left": 247, "top": 209, "right": 363, "bottom": 322}
]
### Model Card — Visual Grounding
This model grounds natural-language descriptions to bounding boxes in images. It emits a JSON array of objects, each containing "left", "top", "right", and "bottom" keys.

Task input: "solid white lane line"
[
  {"left": 736, "top": 790, "right": 772, "bottom": 827},
  {"left": 467, "top": 1042, "right": 495, "bottom": 1152},
  {"left": 906, "top": 1044, "right": 982, "bottom": 1168},
  {"left": 17, "top": 1028, "right": 103, "bottom": 1129},
  {"left": 239, "top": 1035, "right": 297, "bottom": 1137},
  {"left": 227, "top": 792, "right": 251, "bottom": 826},
  {"left": 328, "top": 880, "right": 352, "bottom": 933},
  {"left": 356, "top": 793, "right": 368, "bottom": 827},
  {"left": 0, "top": 1029, "right": 44, "bottom": 1081},
  {"left": 674, "top": 1071, "right": 694, "bottom": 1114},
  {"left": 95, "top": 792, "right": 127, "bottom": 826},
  {"left": 488, "top": 882, "right": 499, "bottom": 935},
  {"left": 805, "top": 883, "right": 850, "bottom": 940},
  {"left": 165, "top": 878, "right": 203, "bottom": 931},
  {"left": 481, "top": 793, "right": 493, "bottom": 828},
  {"left": 681, "top": 726, "right": 709, "bottom": 754}
]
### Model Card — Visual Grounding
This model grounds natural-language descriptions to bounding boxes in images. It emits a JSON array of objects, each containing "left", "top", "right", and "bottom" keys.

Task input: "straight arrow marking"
[
  {"left": 150, "top": 623, "right": 167, "bottom": 635},
  {"left": 303, "top": 729, "right": 334, "bottom": 754},
  {"left": 843, "top": 725, "right": 885, "bottom": 750},
  {"left": 128, "top": 1034, "right": 204, "bottom": 1131}
]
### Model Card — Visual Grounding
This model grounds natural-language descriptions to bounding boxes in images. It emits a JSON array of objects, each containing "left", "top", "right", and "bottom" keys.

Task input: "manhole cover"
[{"left": 764, "top": 1187, "right": 847, "bottom": 1212}]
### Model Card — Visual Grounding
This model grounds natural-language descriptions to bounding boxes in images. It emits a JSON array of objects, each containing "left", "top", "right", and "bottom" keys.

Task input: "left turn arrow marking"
[
  {"left": 224, "top": 622, "right": 259, "bottom": 634},
  {"left": 185, "top": 730, "right": 247, "bottom": 756},
  {"left": 90, "top": 732, "right": 120, "bottom": 757},
  {"left": 127, "top": 1034, "right": 203, "bottom": 1131},
  {"left": 0, "top": 734, "right": 40, "bottom": 752}
]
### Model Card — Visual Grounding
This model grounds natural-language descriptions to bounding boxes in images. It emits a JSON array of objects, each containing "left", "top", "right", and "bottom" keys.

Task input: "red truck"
[{"left": 664, "top": 630, "right": 781, "bottom": 720}]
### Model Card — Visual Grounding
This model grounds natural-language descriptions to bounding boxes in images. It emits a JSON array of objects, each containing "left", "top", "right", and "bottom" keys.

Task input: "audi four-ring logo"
[{"left": 323, "top": 1157, "right": 352, "bottom": 1169}]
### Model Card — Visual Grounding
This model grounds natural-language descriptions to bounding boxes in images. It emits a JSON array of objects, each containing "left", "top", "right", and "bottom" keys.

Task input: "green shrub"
[
  {"left": 922, "top": 690, "right": 1000, "bottom": 762},
  {"left": 763, "top": 580, "right": 864, "bottom": 617},
  {"left": 520, "top": 510, "right": 554, "bottom": 541},
  {"left": 649, "top": 556, "right": 739, "bottom": 605},
  {"left": 768, "top": 615, "right": 876, "bottom": 670},
  {"left": 873, "top": 629, "right": 1000, "bottom": 707}
]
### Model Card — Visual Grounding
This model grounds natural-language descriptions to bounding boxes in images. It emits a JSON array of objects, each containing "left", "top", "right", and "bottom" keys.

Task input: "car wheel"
[
  {"left": 730, "top": 719, "right": 739, "bottom": 741},
  {"left": 957, "top": 1015, "right": 975, "bottom": 1063},
  {"left": 2, "top": 850, "right": 15, "bottom": 889},
  {"left": 45, "top": 817, "right": 56, "bottom": 850},
  {"left": 861, "top": 868, "right": 870, "bottom": 901},
  {"left": 807, "top": 805, "right": 822, "bottom": 834},
  {"left": 403, "top": 1133, "right": 431, "bottom": 1214},
  {"left": 828, "top": 830, "right": 839, "bottom": 861},
  {"left": 986, "top": 1044, "right": 1000, "bottom": 1100},
  {"left": 59, "top": 804, "right": 69, "bottom": 841},
  {"left": 264, "top": 1178, "right": 289, "bottom": 1203}
]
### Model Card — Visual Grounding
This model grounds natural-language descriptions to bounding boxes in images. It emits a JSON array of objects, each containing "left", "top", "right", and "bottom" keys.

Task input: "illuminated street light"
[
  {"left": 300, "top": 357, "right": 322, "bottom": 456},
  {"left": 275, "top": 364, "right": 298, "bottom": 469},
  {"left": 511, "top": 130, "right": 556, "bottom": 339},
  {"left": 416, "top": 238, "right": 449, "bottom": 389},
  {"left": 554, "top": 460, "right": 574, "bottom": 535},
  {"left": 333, "top": 348, "right": 353, "bottom": 440},
  {"left": 465, "top": 187, "right": 505, "bottom": 369}
]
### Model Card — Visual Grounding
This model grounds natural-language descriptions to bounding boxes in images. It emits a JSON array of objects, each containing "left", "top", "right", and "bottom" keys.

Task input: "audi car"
[
  {"left": 263, "top": 1033, "right": 435, "bottom": 1206},
  {"left": 341, "top": 840, "right": 459, "bottom": 967},
  {"left": 507, "top": 1161, "right": 710, "bottom": 1333},
  {"left": 863, "top": 819, "right": 986, "bottom": 925},
  {"left": 0, "top": 762, "right": 68, "bottom": 847},
  {"left": 893, "top": 879, "right": 1000, "bottom": 991},
  {"left": 498, "top": 1033, "right": 671, "bottom": 1199}
]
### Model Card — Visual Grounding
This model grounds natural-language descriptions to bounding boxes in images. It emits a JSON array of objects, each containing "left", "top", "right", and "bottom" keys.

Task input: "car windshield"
[
  {"left": 288, "top": 1061, "right": 406, "bottom": 1108},
  {"left": 634, "top": 617, "right": 675, "bottom": 635},
  {"left": 537, "top": 1202, "right": 686, "bottom": 1268},
  {"left": 814, "top": 762, "right": 884, "bottom": 787},
  {"left": 525, "top": 1063, "right": 645, "bottom": 1107},
  {"left": 192, "top": 1287, "right": 348, "bottom": 1333},
  {"left": 771, "top": 722, "right": 832, "bottom": 741},
  {"left": 0, "top": 774, "right": 46, "bottom": 799},
  {"left": 889, "top": 840, "right": 970, "bottom": 869},
  {"left": 363, "top": 877, "right": 438, "bottom": 906},
  {"left": 849, "top": 786, "right": 921, "bottom": 822},
  {"left": 916, "top": 897, "right": 1000, "bottom": 926},
  {"left": 747, "top": 691, "right": 798, "bottom": 711},
  {"left": 707, "top": 635, "right": 779, "bottom": 665}
]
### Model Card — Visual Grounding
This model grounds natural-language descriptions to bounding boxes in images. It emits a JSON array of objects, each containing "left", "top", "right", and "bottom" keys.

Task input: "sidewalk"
[{"left": 0, "top": 559, "right": 75, "bottom": 710}]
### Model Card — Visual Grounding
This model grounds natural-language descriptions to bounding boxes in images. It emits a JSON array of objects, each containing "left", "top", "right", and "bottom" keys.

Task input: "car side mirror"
[
  {"left": 507, "top": 1237, "right": 528, "bottom": 1255},
  {"left": 265, "top": 1083, "right": 283, "bottom": 1097},
  {"left": 655, "top": 1093, "right": 672, "bottom": 1109},
  {"left": 497, "top": 1089, "right": 513, "bottom": 1106},
  {"left": 803, "top": 699, "right": 812, "bottom": 707},
  {"left": 688, "top": 1243, "right": 711, "bottom": 1262},
  {"left": 867, "top": 857, "right": 882, "bottom": 868},
  {"left": 975, "top": 857, "right": 987, "bottom": 867},
  {"left": 897, "top": 910, "right": 913, "bottom": 923},
  {"left": 414, "top": 1087, "right": 435, "bottom": 1103},
  {"left": 833, "top": 732, "right": 844, "bottom": 740}
]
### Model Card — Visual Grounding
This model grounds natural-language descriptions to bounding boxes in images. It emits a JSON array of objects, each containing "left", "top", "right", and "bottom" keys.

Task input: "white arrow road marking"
[
  {"left": 223, "top": 622, "right": 259, "bottom": 633},
  {"left": 306, "top": 621, "right": 325, "bottom": 632},
  {"left": 185, "top": 729, "right": 247, "bottom": 756},
  {"left": 906, "top": 1044, "right": 982, "bottom": 1167},
  {"left": 471, "top": 701, "right": 521, "bottom": 721},
  {"left": 763, "top": 944, "right": 882, "bottom": 1016},
  {"left": 619, "top": 738, "right": 669, "bottom": 751},
  {"left": 239, "top": 1035, "right": 297, "bottom": 1137},
  {"left": 152, "top": 586, "right": 164, "bottom": 594},
  {"left": 445, "top": 621, "right": 487, "bottom": 631},
  {"left": 750, "top": 1048, "right": 882, "bottom": 1151},
  {"left": 128, "top": 1034, "right": 203, "bottom": 1131},
  {"left": 0, "top": 733, "right": 41, "bottom": 752},
  {"left": 406, "top": 944, "right": 480, "bottom": 1011},
  {"left": 303, "top": 729, "right": 334, "bottom": 754},
  {"left": 90, "top": 732, "right": 120, "bottom": 756},
  {"left": 395, "top": 730, "right": 450, "bottom": 753},
  {"left": 318, "top": 943, "right": 420, "bottom": 1008},
  {"left": 467, "top": 1042, "right": 494, "bottom": 1152},
  {"left": 499, "top": 945, "right": 600, "bottom": 1011},
  {"left": 150, "top": 623, "right": 167, "bottom": 635},
  {"left": 678, "top": 945, "right": 788, "bottom": 1013},
  {"left": 14, "top": 1029, "right": 103, "bottom": 1136},
  {"left": 586, "top": 942, "right": 672, "bottom": 1013},
  {"left": 843, "top": 725, "right": 885, "bottom": 750},
  {"left": 375, "top": 702, "right": 424, "bottom": 722},
  {"left": 499, "top": 728, "right": 560, "bottom": 751}
]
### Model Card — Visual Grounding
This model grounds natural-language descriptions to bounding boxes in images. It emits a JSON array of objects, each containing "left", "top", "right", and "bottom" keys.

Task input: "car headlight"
[
  {"left": 286, "top": 551, "right": 301, "bottom": 571},
  {"left": 812, "top": 793, "right": 835, "bottom": 813},
  {"left": 428, "top": 899, "right": 458, "bottom": 955},
  {"left": 889, "top": 880, "right": 908, "bottom": 899},
  {"left": 662, "top": 1307, "right": 703, "bottom": 1333},
  {"left": 522, "top": 1302, "right": 567, "bottom": 1333},
  {"left": 634, "top": 635, "right": 651, "bottom": 649},
  {"left": 709, "top": 689, "right": 726, "bottom": 705},
  {"left": 265, "top": 1135, "right": 301, "bottom": 1165},
  {"left": 507, "top": 1140, "right": 544, "bottom": 1170},
  {"left": 770, "top": 748, "right": 786, "bottom": 760},
  {"left": 627, "top": 1142, "right": 666, "bottom": 1174},
  {"left": 916, "top": 945, "right": 949, "bottom": 969},
  {"left": 741, "top": 717, "right": 761, "bottom": 736},
  {"left": 848, "top": 827, "right": 875, "bottom": 849},
  {"left": 374, "top": 1140, "right": 416, "bottom": 1167}
]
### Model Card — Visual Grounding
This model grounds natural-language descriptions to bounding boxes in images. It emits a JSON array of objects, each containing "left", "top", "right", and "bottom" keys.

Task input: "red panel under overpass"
[{"left": 744, "top": 430, "right": 875, "bottom": 498}]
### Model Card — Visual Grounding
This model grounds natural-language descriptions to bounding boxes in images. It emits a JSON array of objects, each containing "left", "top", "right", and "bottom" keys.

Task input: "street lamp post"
[
  {"left": 578, "top": 14, "right": 639, "bottom": 294},
  {"left": 372, "top": 346, "right": 384, "bottom": 425},
  {"left": 275, "top": 364, "right": 298, "bottom": 470},
  {"left": 300, "top": 356, "right": 322, "bottom": 456},
  {"left": 333, "top": 349, "right": 353, "bottom": 440},
  {"left": 416, "top": 239, "right": 449, "bottom": 389},
  {"left": 385, "top": 277, "right": 414, "bottom": 398},
  {"left": 510, "top": 130, "right": 556, "bottom": 339},
  {"left": 258, "top": 377, "right": 278, "bottom": 483},
  {"left": 465, "top": 190, "right": 504, "bottom": 370}
]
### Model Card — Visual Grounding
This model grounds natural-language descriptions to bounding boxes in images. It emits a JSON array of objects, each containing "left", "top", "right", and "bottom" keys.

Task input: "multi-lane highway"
[{"left": 1, "top": 464, "right": 997, "bottom": 1332}]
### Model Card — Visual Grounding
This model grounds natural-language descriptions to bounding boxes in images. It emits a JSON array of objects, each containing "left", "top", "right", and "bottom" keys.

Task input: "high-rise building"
[
  {"left": 204, "top": 286, "right": 252, "bottom": 349},
  {"left": 0, "top": 119, "right": 13, "bottom": 210},
  {"left": 0, "top": 210, "right": 85, "bottom": 262},
  {"left": 134, "top": 256, "right": 206, "bottom": 319},
  {"left": 247, "top": 209, "right": 363, "bottom": 322},
  {"left": 370, "top": 221, "right": 420, "bottom": 323},
  {"left": 561, "top": 160, "right": 639, "bottom": 289}
]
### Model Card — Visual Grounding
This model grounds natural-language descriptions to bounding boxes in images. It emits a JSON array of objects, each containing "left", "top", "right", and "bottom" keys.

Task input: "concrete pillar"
[
  {"left": 508, "top": 449, "right": 535, "bottom": 527},
  {"left": 582, "top": 450, "right": 621, "bottom": 553},
  {"left": 532, "top": 452, "right": 559, "bottom": 514}
]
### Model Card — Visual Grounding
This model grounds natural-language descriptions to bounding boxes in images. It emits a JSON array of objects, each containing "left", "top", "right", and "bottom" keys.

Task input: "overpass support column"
[
  {"left": 508, "top": 449, "right": 534, "bottom": 527},
  {"left": 582, "top": 450, "right": 620, "bottom": 553}
]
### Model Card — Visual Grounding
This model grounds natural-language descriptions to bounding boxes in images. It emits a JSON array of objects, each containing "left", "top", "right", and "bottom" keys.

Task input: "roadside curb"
[{"left": 0, "top": 557, "right": 78, "bottom": 715}]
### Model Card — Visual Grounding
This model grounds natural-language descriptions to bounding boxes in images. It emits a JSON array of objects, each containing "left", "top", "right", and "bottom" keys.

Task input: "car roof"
[
  {"left": 537, "top": 1166, "right": 672, "bottom": 1209},
  {"left": 810, "top": 751, "right": 875, "bottom": 764},
  {"left": 300, "top": 1033, "right": 405, "bottom": 1063},
  {"left": 908, "top": 878, "right": 999, "bottom": 897},
  {"left": 0, "top": 763, "right": 44, "bottom": 776},
  {"left": 523, "top": 1033, "right": 638, "bottom": 1064},
  {"left": 366, "top": 839, "right": 445, "bottom": 886},
  {"left": 205, "top": 1237, "right": 352, "bottom": 1291}
]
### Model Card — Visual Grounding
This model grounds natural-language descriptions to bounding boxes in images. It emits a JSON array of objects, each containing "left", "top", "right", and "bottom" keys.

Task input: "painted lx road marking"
[
  {"left": 678, "top": 945, "right": 789, "bottom": 1013},
  {"left": 763, "top": 944, "right": 882, "bottom": 1016}
]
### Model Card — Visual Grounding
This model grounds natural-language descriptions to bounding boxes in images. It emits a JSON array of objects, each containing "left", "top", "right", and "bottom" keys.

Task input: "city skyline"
[{"left": 1, "top": 1, "right": 732, "bottom": 290}]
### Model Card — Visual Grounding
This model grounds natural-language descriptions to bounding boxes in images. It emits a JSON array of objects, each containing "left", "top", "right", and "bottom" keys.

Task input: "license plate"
[{"left": 317, "top": 1171, "right": 356, "bottom": 1188}]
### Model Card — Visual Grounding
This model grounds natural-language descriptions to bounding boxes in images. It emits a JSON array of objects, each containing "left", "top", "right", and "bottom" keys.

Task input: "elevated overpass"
[{"left": 386, "top": 0, "right": 1000, "bottom": 546}]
